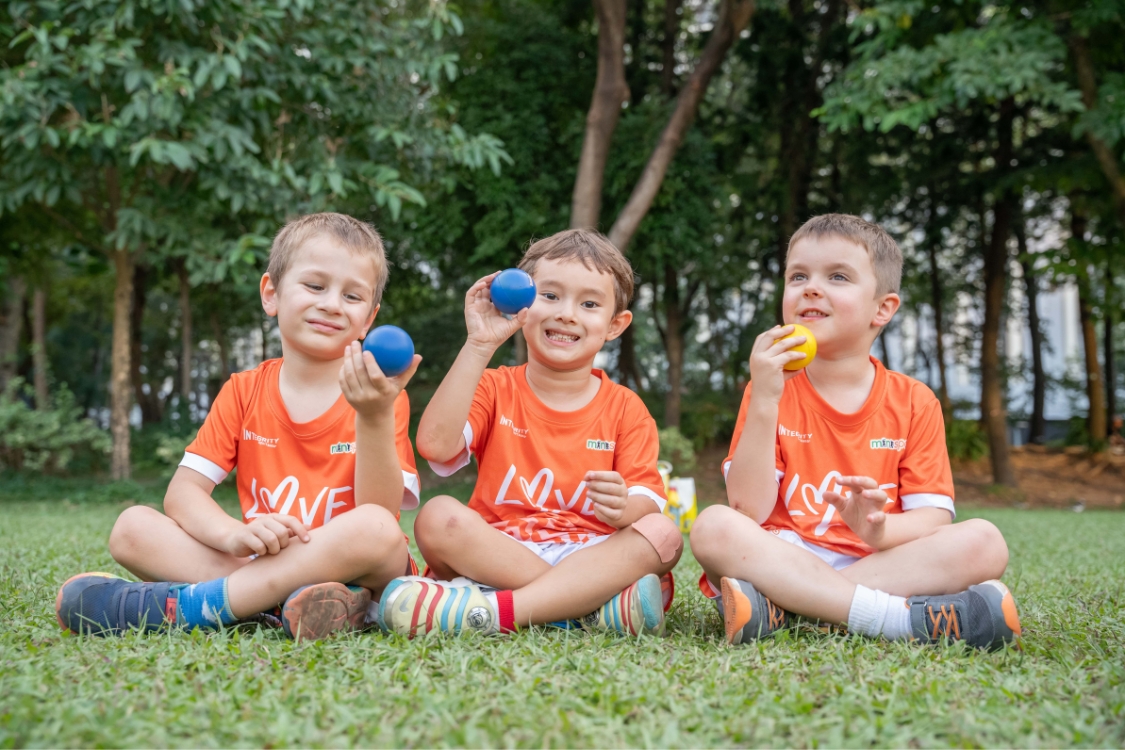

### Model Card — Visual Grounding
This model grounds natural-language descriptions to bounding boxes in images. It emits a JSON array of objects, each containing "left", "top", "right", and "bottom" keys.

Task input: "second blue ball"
[
  {"left": 362, "top": 325, "right": 415, "bottom": 377},
  {"left": 490, "top": 268, "right": 537, "bottom": 315}
]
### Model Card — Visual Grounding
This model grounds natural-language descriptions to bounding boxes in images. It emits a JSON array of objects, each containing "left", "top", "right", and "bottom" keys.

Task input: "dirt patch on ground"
[{"left": 689, "top": 443, "right": 1125, "bottom": 510}]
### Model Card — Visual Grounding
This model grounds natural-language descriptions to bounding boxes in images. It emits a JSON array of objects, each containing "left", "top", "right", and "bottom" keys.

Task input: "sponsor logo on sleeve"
[
  {"left": 778, "top": 424, "right": 813, "bottom": 443},
  {"left": 869, "top": 437, "right": 907, "bottom": 451},
  {"left": 499, "top": 414, "right": 529, "bottom": 438},
  {"left": 242, "top": 429, "right": 279, "bottom": 448}
]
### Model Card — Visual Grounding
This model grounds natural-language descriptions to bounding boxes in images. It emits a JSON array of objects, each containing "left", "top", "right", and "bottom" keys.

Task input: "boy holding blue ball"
[
  {"left": 57, "top": 213, "right": 423, "bottom": 641},
  {"left": 378, "top": 229, "right": 683, "bottom": 637}
]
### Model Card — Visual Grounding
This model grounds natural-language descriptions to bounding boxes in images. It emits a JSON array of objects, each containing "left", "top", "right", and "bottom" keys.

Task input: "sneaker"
[
  {"left": 56, "top": 573, "right": 177, "bottom": 636},
  {"left": 281, "top": 583, "right": 371, "bottom": 641},
  {"left": 377, "top": 577, "right": 498, "bottom": 637},
  {"left": 588, "top": 574, "right": 666, "bottom": 636},
  {"left": 908, "top": 579, "right": 1021, "bottom": 650},
  {"left": 720, "top": 576, "right": 790, "bottom": 645}
]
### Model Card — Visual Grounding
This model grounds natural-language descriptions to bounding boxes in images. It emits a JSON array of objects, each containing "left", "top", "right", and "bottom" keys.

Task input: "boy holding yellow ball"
[{"left": 690, "top": 214, "right": 1021, "bottom": 650}]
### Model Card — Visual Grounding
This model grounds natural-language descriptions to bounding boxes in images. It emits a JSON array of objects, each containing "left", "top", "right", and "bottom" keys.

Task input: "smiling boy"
[
  {"left": 690, "top": 214, "right": 1021, "bottom": 649},
  {"left": 377, "top": 229, "right": 682, "bottom": 637},
  {"left": 56, "top": 213, "right": 422, "bottom": 640}
]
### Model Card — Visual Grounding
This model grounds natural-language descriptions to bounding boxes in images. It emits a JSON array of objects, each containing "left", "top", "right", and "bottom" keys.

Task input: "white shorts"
[
  {"left": 516, "top": 535, "right": 609, "bottom": 566},
  {"left": 773, "top": 529, "right": 860, "bottom": 570}
]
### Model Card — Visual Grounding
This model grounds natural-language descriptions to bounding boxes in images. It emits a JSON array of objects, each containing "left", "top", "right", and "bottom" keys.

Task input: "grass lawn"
[{"left": 1, "top": 480, "right": 1123, "bottom": 747}]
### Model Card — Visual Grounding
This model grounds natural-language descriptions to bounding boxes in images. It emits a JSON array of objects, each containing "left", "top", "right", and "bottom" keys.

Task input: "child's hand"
[
  {"left": 464, "top": 271, "right": 529, "bottom": 354},
  {"left": 585, "top": 470, "right": 629, "bottom": 527},
  {"left": 747, "top": 325, "right": 807, "bottom": 405},
  {"left": 224, "top": 513, "right": 310, "bottom": 557},
  {"left": 340, "top": 341, "right": 421, "bottom": 420},
  {"left": 823, "top": 476, "right": 889, "bottom": 548}
]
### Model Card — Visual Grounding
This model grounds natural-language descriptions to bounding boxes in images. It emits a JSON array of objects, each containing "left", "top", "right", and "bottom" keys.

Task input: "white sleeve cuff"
[
  {"left": 721, "top": 460, "right": 782, "bottom": 485},
  {"left": 402, "top": 470, "right": 421, "bottom": 511},
  {"left": 628, "top": 485, "right": 667, "bottom": 512},
  {"left": 427, "top": 422, "right": 474, "bottom": 478},
  {"left": 901, "top": 492, "right": 956, "bottom": 519},
  {"left": 179, "top": 452, "right": 229, "bottom": 484}
]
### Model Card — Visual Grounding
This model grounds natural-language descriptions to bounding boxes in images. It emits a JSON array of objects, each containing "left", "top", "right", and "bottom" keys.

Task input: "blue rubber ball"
[
  {"left": 362, "top": 325, "right": 415, "bottom": 377},
  {"left": 490, "top": 268, "right": 537, "bottom": 315}
]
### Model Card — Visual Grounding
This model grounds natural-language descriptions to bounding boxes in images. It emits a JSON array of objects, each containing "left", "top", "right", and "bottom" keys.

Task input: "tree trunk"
[
  {"left": 130, "top": 263, "right": 163, "bottom": 425},
  {"left": 1071, "top": 210, "right": 1106, "bottom": 447},
  {"left": 178, "top": 260, "right": 193, "bottom": 405},
  {"left": 1070, "top": 34, "right": 1125, "bottom": 220},
  {"left": 571, "top": 0, "right": 629, "bottom": 230},
  {"left": 926, "top": 240, "right": 952, "bottom": 420},
  {"left": 980, "top": 98, "right": 1016, "bottom": 487},
  {"left": 1015, "top": 221, "right": 1046, "bottom": 443},
  {"left": 661, "top": 263, "right": 684, "bottom": 427},
  {"left": 211, "top": 308, "right": 231, "bottom": 387},
  {"left": 616, "top": 299, "right": 644, "bottom": 390},
  {"left": 1104, "top": 269, "right": 1117, "bottom": 436},
  {"left": 513, "top": 330, "right": 528, "bottom": 365},
  {"left": 608, "top": 0, "right": 755, "bottom": 252},
  {"left": 110, "top": 249, "right": 135, "bottom": 480},
  {"left": 0, "top": 276, "right": 27, "bottom": 394},
  {"left": 31, "top": 286, "right": 48, "bottom": 408},
  {"left": 660, "top": 0, "right": 684, "bottom": 96}
]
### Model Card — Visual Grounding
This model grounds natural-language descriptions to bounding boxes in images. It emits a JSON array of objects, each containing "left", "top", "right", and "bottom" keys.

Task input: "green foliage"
[
  {"left": 946, "top": 418, "right": 989, "bottom": 462},
  {"left": 0, "top": 380, "right": 110, "bottom": 472},
  {"left": 658, "top": 426, "right": 697, "bottom": 473},
  {"left": 2, "top": 501, "right": 1124, "bottom": 746}
]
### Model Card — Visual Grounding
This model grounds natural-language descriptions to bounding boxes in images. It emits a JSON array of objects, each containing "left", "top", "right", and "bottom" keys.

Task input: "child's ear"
[
  {"left": 872, "top": 291, "right": 901, "bottom": 327},
  {"left": 260, "top": 273, "right": 279, "bottom": 318},
  {"left": 604, "top": 308, "right": 633, "bottom": 342},
  {"left": 361, "top": 303, "right": 380, "bottom": 337}
]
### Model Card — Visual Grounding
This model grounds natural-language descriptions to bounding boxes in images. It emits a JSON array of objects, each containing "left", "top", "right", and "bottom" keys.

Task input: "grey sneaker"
[
  {"left": 720, "top": 576, "right": 790, "bottom": 645},
  {"left": 908, "top": 579, "right": 1021, "bottom": 650}
]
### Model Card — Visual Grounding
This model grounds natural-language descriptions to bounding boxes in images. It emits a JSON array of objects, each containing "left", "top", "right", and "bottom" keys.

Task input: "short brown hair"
[
  {"left": 787, "top": 214, "right": 902, "bottom": 295},
  {"left": 267, "top": 213, "right": 389, "bottom": 305},
  {"left": 518, "top": 229, "right": 634, "bottom": 314}
]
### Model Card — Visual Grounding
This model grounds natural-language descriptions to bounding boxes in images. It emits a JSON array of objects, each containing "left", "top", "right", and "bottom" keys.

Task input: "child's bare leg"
[
  {"left": 841, "top": 519, "right": 1008, "bottom": 595},
  {"left": 225, "top": 504, "right": 408, "bottom": 617},
  {"left": 512, "top": 521, "right": 682, "bottom": 624},
  {"left": 690, "top": 504, "right": 855, "bottom": 623},
  {"left": 109, "top": 505, "right": 248, "bottom": 583},
  {"left": 110, "top": 503, "right": 409, "bottom": 618},
  {"left": 414, "top": 495, "right": 551, "bottom": 588}
]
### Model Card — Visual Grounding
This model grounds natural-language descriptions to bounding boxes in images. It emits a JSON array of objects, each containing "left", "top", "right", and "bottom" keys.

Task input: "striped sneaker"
[
  {"left": 908, "top": 579, "right": 1021, "bottom": 650},
  {"left": 720, "top": 576, "right": 790, "bottom": 644},
  {"left": 587, "top": 574, "right": 665, "bottom": 636},
  {"left": 56, "top": 573, "right": 177, "bottom": 636},
  {"left": 281, "top": 583, "right": 371, "bottom": 641},
  {"left": 377, "top": 577, "right": 498, "bottom": 637}
]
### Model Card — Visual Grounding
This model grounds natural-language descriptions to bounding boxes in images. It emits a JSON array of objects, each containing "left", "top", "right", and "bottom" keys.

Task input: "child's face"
[
  {"left": 782, "top": 236, "right": 899, "bottom": 356},
  {"left": 523, "top": 258, "right": 631, "bottom": 371},
  {"left": 260, "top": 234, "right": 381, "bottom": 361}
]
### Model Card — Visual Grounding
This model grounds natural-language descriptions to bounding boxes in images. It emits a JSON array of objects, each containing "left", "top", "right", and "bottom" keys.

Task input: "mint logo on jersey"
[
  {"left": 330, "top": 442, "right": 356, "bottom": 455},
  {"left": 586, "top": 439, "right": 616, "bottom": 451},
  {"left": 870, "top": 437, "right": 906, "bottom": 451}
]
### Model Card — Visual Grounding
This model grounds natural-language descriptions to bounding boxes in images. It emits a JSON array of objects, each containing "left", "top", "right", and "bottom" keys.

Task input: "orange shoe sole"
[{"left": 720, "top": 576, "right": 753, "bottom": 645}]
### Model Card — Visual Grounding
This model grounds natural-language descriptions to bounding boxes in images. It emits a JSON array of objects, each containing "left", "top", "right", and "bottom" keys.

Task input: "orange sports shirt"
[
  {"left": 724, "top": 357, "right": 954, "bottom": 558},
  {"left": 181, "top": 358, "right": 419, "bottom": 529},
  {"left": 430, "top": 365, "right": 667, "bottom": 544}
]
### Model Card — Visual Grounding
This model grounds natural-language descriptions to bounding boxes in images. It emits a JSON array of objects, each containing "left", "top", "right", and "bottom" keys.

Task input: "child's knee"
[
  {"left": 414, "top": 495, "right": 468, "bottom": 545},
  {"left": 631, "top": 513, "right": 683, "bottom": 570},
  {"left": 108, "top": 505, "right": 162, "bottom": 564},
  {"left": 959, "top": 518, "right": 1009, "bottom": 578},
  {"left": 689, "top": 504, "right": 738, "bottom": 556},
  {"left": 343, "top": 504, "right": 406, "bottom": 563}
]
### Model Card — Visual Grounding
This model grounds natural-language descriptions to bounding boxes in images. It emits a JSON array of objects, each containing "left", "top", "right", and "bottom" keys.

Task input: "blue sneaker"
[
  {"left": 56, "top": 573, "right": 177, "bottom": 636},
  {"left": 589, "top": 574, "right": 665, "bottom": 636},
  {"left": 281, "top": 583, "right": 371, "bottom": 641}
]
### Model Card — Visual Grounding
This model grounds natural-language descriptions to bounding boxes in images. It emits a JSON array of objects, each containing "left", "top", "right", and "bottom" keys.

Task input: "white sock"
[{"left": 847, "top": 585, "right": 912, "bottom": 640}]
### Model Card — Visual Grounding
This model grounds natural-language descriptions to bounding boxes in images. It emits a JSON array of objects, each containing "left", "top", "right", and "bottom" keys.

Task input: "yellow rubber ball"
[{"left": 779, "top": 323, "right": 817, "bottom": 371}]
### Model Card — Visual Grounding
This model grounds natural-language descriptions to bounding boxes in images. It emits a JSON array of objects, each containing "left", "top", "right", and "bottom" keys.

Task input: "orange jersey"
[
  {"left": 182, "top": 358, "right": 419, "bottom": 529},
  {"left": 724, "top": 357, "right": 954, "bottom": 558},
  {"left": 430, "top": 365, "right": 666, "bottom": 544}
]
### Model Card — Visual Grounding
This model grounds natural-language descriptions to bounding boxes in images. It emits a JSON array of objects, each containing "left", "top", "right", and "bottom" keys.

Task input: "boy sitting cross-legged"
[
  {"left": 56, "top": 213, "right": 422, "bottom": 641},
  {"left": 378, "top": 229, "right": 683, "bottom": 637},
  {"left": 690, "top": 214, "right": 1021, "bottom": 650}
]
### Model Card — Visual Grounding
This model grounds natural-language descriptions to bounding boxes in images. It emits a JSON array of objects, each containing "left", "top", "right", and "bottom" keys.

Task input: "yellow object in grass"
[{"left": 779, "top": 323, "right": 817, "bottom": 371}]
